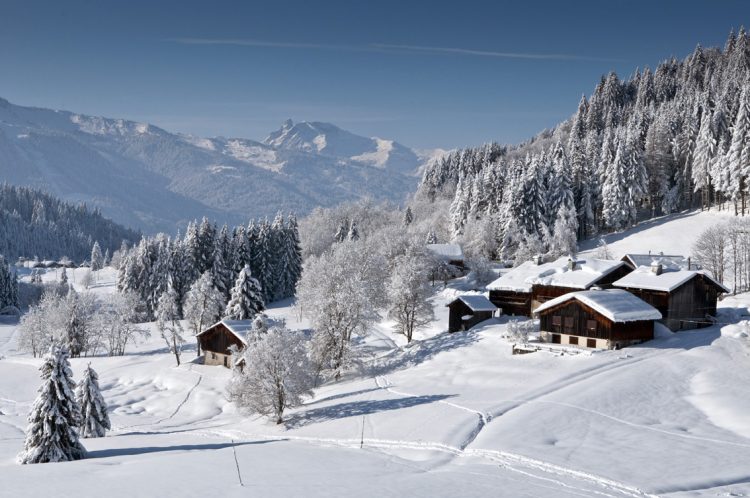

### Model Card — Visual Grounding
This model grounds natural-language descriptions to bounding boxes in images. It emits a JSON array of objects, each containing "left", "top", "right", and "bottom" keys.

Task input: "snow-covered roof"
[
  {"left": 449, "top": 295, "right": 497, "bottom": 312},
  {"left": 196, "top": 319, "right": 251, "bottom": 346},
  {"left": 613, "top": 266, "right": 730, "bottom": 293},
  {"left": 426, "top": 243, "right": 464, "bottom": 261},
  {"left": 621, "top": 254, "right": 698, "bottom": 271},
  {"left": 534, "top": 289, "right": 662, "bottom": 323},
  {"left": 486, "top": 256, "right": 625, "bottom": 292}
]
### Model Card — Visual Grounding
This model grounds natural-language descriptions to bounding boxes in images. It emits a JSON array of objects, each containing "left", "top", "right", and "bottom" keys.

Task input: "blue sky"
[{"left": 0, "top": 0, "right": 746, "bottom": 149}]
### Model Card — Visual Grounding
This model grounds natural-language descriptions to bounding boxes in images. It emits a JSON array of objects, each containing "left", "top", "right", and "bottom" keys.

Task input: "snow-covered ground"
[{"left": 1, "top": 212, "right": 750, "bottom": 497}]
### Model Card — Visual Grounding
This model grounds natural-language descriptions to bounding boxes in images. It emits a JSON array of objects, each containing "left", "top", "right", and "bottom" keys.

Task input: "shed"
[
  {"left": 487, "top": 256, "right": 631, "bottom": 317},
  {"left": 197, "top": 319, "right": 251, "bottom": 367},
  {"left": 534, "top": 289, "right": 661, "bottom": 349},
  {"left": 447, "top": 295, "right": 497, "bottom": 333},
  {"left": 612, "top": 265, "right": 729, "bottom": 331},
  {"left": 426, "top": 243, "right": 465, "bottom": 268}
]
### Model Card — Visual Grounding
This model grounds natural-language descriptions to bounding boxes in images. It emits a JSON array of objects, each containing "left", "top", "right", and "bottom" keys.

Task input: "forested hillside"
[
  {"left": 0, "top": 184, "right": 141, "bottom": 261},
  {"left": 419, "top": 29, "right": 750, "bottom": 262}
]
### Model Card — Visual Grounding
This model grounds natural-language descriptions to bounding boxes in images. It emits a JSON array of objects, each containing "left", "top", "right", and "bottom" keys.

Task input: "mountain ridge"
[{"left": 0, "top": 98, "right": 436, "bottom": 233}]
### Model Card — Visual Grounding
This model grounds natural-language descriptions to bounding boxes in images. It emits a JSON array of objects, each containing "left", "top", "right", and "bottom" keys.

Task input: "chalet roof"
[
  {"left": 613, "top": 266, "right": 730, "bottom": 293},
  {"left": 426, "top": 243, "right": 464, "bottom": 261},
  {"left": 621, "top": 253, "right": 697, "bottom": 271},
  {"left": 448, "top": 295, "right": 497, "bottom": 312},
  {"left": 534, "top": 289, "right": 662, "bottom": 323},
  {"left": 196, "top": 319, "right": 252, "bottom": 346},
  {"left": 486, "top": 256, "right": 625, "bottom": 293}
]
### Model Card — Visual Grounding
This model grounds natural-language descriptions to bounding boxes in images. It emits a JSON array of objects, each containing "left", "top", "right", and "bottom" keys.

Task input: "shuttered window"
[
  {"left": 569, "top": 336, "right": 579, "bottom": 345},
  {"left": 586, "top": 320, "right": 597, "bottom": 333}
]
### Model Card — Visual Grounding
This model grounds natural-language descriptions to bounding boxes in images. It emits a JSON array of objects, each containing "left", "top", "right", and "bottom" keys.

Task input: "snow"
[
  {"left": 2, "top": 217, "right": 750, "bottom": 496},
  {"left": 450, "top": 295, "right": 497, "bottom": 312},
  {"left": 613, "top": 266, "right": 731, "bottom": 293},
  {"left": 487, "top": 256, "right": 624, "bottom": 292},
  {"left": 425, "top": 243, "right": 464, "bottom": 261},
  {"left": 622, "top": 253, "right": 696, "bottom": 271},
  {"left": 534, "top": 289, "right": 662, "bottom": 322},
  {"left": 196, "top": 319, "right": 252, "bottom": 346}
]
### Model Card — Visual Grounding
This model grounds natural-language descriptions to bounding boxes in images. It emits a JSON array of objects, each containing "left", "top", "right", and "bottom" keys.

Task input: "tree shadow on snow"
[
  {"left": 578, "top": 210, "right": 698, "bottom": 252},
  {"left": 366, "top": 329, "right": 482, "bottom": 377},
  {"left": 86, "top": 439, "right": 280, "bottom": 459},
  {"left": 285, "top": 394, "right": 456, "bottom": 429}
]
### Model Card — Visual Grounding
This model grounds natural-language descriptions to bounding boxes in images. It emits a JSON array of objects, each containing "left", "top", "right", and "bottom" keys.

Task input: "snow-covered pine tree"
[
  {"left": 347, "top": 219, "right": 359, "bottom": 241},
  {"left": 211, "top": 224, "right": 234, "bottom": 303},
  {"left": 75, "top": 364, "right": 110, "bottom": 438},
  {"left": 333, "top": 218, "right": 349, "bottom": 243},
  {"left": 90, "top": 241, "right": 104, "bottom": 272},
  {"left": 225, "top": 264, "right": 265, "bottom": 320},
  {"left": 60, "top": 267, "right": 68, "bottom": 286},
  {"left": 402, "top": 206, "right": 413, "bottom": 226},
  {"left": 602, "top": 134, "right": 630, "bottom": 230},
  {"left": 728, "top": 84, "right": 750, "bottom": 215},
  {"left": 426, "top": 230, "right": 438, "bottom": 244},
  {"left": 693, "top": 99, "right": 717, "bottom": 210},
  {"left": 252, "top": 220, "right": 273, "bottom": 302},
  {"left": 196, "top": 217, "right": 217, "bottom": 275},
  {"left": 18, "top": 347, "right": 86, "bottom": 464}
]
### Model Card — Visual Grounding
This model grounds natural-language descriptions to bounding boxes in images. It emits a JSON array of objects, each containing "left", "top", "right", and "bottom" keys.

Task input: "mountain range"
[{"left": 0, "top": 97, "right": 438, "bottom": 233}]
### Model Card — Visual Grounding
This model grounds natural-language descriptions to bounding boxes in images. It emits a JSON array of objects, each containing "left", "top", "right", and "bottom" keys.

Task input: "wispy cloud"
[{"left": 170, "top": 38, "right": 616, "bottom": 62}]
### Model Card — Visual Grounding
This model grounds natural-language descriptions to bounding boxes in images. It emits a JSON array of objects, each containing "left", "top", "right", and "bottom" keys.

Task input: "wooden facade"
[
  {"left": 616, "top": 274, "right": 723, "bottom": 331},
  {"left": 489, "top": 289, "right": 531, "bottom": 317},
  {"left": 537, "top": 299, "right": 655, "bottom": 349},
  {"left": 447, "top": 298, "right": 495, "bottom": 333},
  {"left": 198, "top": 322, "right": 247, "bottom": 367}
]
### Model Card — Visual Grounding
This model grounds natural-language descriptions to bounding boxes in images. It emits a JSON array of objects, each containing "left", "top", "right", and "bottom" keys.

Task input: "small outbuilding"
[
  {"left": 197, "top": 319, "right": 251, "bottom": 367},
  {"left": 534, "top": 289, "right": 662, "bottom": 349},
  {"left": 621, "top": 253, "right": 698, "bottom": 271},
  {"left": 612, "top": 264, "right": 729, "bottom": 331},
  {"left": 447, "top": 295, "right": 498, "bottom": 332},
  {"left": 426, "top": 243, "right": 465, "bottom": 269}
]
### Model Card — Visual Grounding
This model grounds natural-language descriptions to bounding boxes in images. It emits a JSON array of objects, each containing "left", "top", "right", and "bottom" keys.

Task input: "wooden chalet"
[
  {"left": 612, "top": 263, "right": 729, "bottom": 331},
  {"left": 487, "top": 256, "right": 631, "bottom": 317},
  {"left": 535, "top": 289, "right": 661, "bottom": 349},
  {"left": 447, "top": 295, "right": 497, "bottom": 333},
  {"left": 196, "top": 319, "right": 251, "bottom": 367}
]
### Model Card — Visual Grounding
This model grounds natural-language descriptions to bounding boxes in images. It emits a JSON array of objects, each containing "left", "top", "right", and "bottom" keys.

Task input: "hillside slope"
[{"left": 0, "top": 213, "right": 749, "bottom": 496}]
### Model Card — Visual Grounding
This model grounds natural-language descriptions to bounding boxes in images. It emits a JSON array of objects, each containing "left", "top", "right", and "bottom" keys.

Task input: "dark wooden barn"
[
  {"left": 488, "top": 256, "right": 631, "bottom": 317},
  {"left": 612, "top": 265, "right": 729, "bottom": 331},
  {"left": 196, "top": 319, "right": 251, "bottom": 367},
  {"left": 447, "top": 295, "right": 497, "bottom": 333},
  {"left": 534, "top": 289, "right": 661, "bottom": 349}
]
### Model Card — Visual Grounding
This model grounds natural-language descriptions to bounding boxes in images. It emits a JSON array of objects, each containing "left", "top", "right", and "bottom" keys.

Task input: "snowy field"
[{"left": 2, "top": 211, "right": 750, "bottom": 497}]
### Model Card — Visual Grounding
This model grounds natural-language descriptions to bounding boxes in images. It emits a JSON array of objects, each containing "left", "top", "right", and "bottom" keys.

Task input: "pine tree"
[
  {"left": 211, "top": 224, "right": 233, "bottom": 302},
  {"left": 60, "top": 267, "right": 68, "bottom": 286},
  {"left": 402, "top": 206, "right": 413, "bottom": 226},
  {"left": 90, "top": 241, "right": 103, "bottom": 272},
  {"left": 426, "top": 230, "right": 438, "bottom": 244},
  {"left": 76, "top": 364, "right": 110, "bottom": 438},
  {"left": 347, "top": 219, "right": 359, "bottom": 241},
  {"left": 225, "top": 265, "right": 265, "bottom": 320},
  {"left": 18, "top": 347, "right": 86, "bottom": 464},
  {"left": 728, "top": 85, "right": 750, "bottom": 215}
]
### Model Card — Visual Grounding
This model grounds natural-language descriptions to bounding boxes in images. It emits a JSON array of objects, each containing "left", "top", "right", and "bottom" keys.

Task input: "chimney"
[
  {"left": 567, "top": 258, "right": 576, "bottom": 271},
  {"left": 533, "top": 254, "right": 543, "bottom": 265},
  {"left": 651, "top": 262, "right": 663, "bottom": 275}
]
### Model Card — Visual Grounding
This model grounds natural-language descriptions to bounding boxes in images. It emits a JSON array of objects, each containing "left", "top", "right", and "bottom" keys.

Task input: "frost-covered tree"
[
  {"left": 403, "top": 206, "right": 413, "bottom": 226},
  {"left": 97, "top": 292, "right": 148, "bottom": 356},
  {"left": 693, "top": 225, "right": 727, "bottom": 284},
  {"left": 347, "top": 219, "right": 360, "bottom": 241},
  {"left": 387, "top": 252, "right": 434, "bottom": 343},
  {"left": 296, "top": 241, "right": 385, "bottom": 379},
  {"left": 225, "top": 265, "right": 265, "bottom": 320},
  {"left": 227, "top": 326, "right": 313, "bottom": 424},
  {"left": 90, "top": 242, "right": 104, "bottom": 272},
  {"left": 548, "top": 205, "right": 579, "bottom": 258},
  {"left": 426, "top": 230, "right": 438, "bottom": 244},
  {"left": 18, "top": 347, "right": 86, "bottom": 464},
  {"left": 59, "top": 267, "right": 68, "bottom": 286},
  {"left": 156, "top": 288, "right": 185, "bottom": 366},
  {"left": 184, "top": 271, "right": 225, "bottom": 356},
  {"left": 76, "top": 365, "right": 110, "bottom": 438}
]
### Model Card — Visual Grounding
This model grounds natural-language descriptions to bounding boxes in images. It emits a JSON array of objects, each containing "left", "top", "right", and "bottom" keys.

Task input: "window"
[
  {"left": 586, "top": 320, "right": 597, "bottom": 334},
  {"left": 552, "top": 315, "right": 561, "bottom": 331},
  {"left": 551, "top": 334, "right": 561, "bottom": 344},
  {"left": 564, "top": 317, "right": 574, "bottom": 333},
  {"left": 569, "top": 336, "right": 579, "bottom": 345},
  {"left": 587, "top": 338, "right": 597, "bottom": 348}
]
